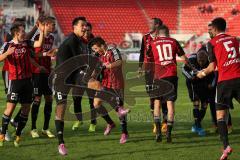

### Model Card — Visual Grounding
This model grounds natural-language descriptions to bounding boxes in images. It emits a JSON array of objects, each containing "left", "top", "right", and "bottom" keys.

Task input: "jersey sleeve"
[
  {"left": 111, "top": 48, "right": 122, "bottom": 61},
  {"left": 181, "top": 55, "right": 197, "bottom": 79},
  {"left": 176, "top": 40, "right": 185, "bottom": 56},
  {"left": 139, "top": 36, "right": 145, "bottom": 67},
  {"left": 206, "top": 42, "right": 216, "bottom": 63},
  {"left": 0, "top": 42, "right": 8, "bottom": 55}
]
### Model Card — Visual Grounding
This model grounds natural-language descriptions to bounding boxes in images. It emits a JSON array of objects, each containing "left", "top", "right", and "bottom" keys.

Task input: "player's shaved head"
[{"left": 158, "top": 25, "right": 170, "bottom": 37}]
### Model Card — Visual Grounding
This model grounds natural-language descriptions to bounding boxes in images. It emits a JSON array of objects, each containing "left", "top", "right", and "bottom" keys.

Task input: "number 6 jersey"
[{"left": 148, "top": 36, "right": 185, "bottom": 79}]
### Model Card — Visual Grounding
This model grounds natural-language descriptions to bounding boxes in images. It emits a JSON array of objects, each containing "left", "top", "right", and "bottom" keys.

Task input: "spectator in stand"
[
  {"left": 198, "top": 5, "right": 206, "bottom": 13},
  {"left": 231, "top": 6, "right": 240, "bottom": 15},
  {"left": 206, "top": 4, "right": 213, "bottom": 13}
]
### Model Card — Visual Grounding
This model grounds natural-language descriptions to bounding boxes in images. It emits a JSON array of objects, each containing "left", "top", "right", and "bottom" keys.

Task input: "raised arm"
[
  {"left": 0, "top": 44, "right": 15, "bottom": 61},
  {"left": 33, "top": 23, "right": 45, "bottom": 48}
]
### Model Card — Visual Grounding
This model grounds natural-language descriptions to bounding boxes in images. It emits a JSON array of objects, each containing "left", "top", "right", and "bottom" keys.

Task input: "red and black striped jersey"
[
  {"left": 99, "top": 46, "right": 124, "bottom": 89},
  {"left": 0, "top": 40, "right": 33, "bottom": 80},
  {"left": 31, "top": 33, "right": 54, "bottom": 74},
  {"left": 139, "top": 33, "right": 155, "bottom": 68}
]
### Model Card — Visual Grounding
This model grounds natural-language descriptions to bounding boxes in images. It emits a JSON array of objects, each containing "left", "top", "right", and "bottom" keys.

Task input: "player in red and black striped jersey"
[
  {"left": 90, "top": 37, "right": 130, "bottom": 144},
  {"left": 138, "top": 18, "right": 168, "bottom": 134},
  {"left": 0, "top": 22, "right": 45, "bottom": 147},
  {"left": 1, "top": 18, "right": 39, "bottom": 95},
  {"left": 3, "top": 16, "right": 47, "bottom": 132},
  {"left": 30, "top": 16, "right": 57, "bottom": 139},
  {"left": 197, "top": 17, "right": 240, "bottom": 160},
  {"left": 147, "top": 25, "right": 189, "bottom": 143}
]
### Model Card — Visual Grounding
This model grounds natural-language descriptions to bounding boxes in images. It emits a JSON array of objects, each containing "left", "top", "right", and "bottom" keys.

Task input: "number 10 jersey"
[{"left": 148, "top": 36, "right": 185, "bottom": 79}]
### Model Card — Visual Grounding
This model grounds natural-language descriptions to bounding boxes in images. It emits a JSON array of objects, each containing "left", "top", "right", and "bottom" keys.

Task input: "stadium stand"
[
  {"left": 138, "top": 0, "right": 178, "bottom": 33},
  {"left": 47, "top": 0, "right": 239, "bottom": 45},
  {"left": 180, "top": 0, "right": 239, "bottom": 35}
]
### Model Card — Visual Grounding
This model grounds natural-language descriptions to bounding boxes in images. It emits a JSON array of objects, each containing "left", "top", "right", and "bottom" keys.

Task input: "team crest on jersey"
[{"left": 14, "top": 48, "right": 26, "bottom": 55}]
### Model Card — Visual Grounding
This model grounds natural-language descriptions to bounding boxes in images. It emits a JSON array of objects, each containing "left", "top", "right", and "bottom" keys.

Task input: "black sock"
[
  {"left": 150, "top": 98, "right": 154, "bottom": 118},
  {"left": 193, "top": 108, "right": 201, "bottom": 128},
  {"left": 228, "top": 113, "right": 232, "bottom": 126},
  {"left": 89, "top": 99, "right": 97, "bottom": 125},
  {"left": 199, "top": 105, "right": 207, "bottom": 121},
  {"left": 1, "top": 114, "right": 10, "bottom": 134},
  {"left": 154, "top": 116, "right": 161, "bottom": 135},
  {"left": 167, "top": 121, "right": 174, "bottom": 137},
  {"left": 96, "top": 105, "right": 114, "bottom": 125},
  {"left": 43, "top": 101, "right": 52, "bottom": 130},
  {"left": 55, "top": 120, "right": 64, "bottom": 145},
  {"left": 217, "top": 119, "right": 229, "bottom": 149},
  {"left": 31, "top": 100, "right": 40, "bottom": 130},
  {"left": 13, "top": 109, "right": 21, "bottom": 123},
  {"left": 209, "top": 101, "right": 217, "bottom": 126},
  {"left": 119, "top": 116, "right": 128, "bottom": 134},
  {"left": 16, "top": 114, "right": 28, "bottom": 136},
  {"left": 73, "top": 96, "right": 83, "bottom": 121}
]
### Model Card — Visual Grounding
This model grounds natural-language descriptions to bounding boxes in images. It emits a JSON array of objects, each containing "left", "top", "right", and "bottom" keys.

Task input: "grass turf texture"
[{"left": 0, "top": 62, "right": 239, "bottom": 160}]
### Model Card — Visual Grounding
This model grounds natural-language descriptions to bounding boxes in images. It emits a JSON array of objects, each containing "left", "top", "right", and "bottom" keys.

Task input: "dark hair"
[
  {"left": 14, "top": 18, "right": 25, "bottom": 23},
  {"left": 159, "top": 24, "right": 169, "bottom": 35},
  {"left": 72, "top": 16, "right": 86, "bottom": 26},
  {"left": 10, "top": 23, "right": 25, "bottom": 36},
  {"left": 152, "top": 18, "right": 163, "bottom": 26},
  {"left": 211, "top": 17, "right": 226, "bottom": 32},
  {"left": 37, "top": 15, "right": 47, "bottom": 23},
  {"left": 44, "top": 16, "right": 56, "bottom": 24},
  {"left": 13, "top": 18, "right": 26, "bottom": 27},
  {"left": 89, "top": 37, "right": 106, "bottom": 47},
  {"left": 208, "top": 23, "right": 212, "bottom": 27},
  {"left": 86, "top": 22, "right": 92, "bottom": 30}
]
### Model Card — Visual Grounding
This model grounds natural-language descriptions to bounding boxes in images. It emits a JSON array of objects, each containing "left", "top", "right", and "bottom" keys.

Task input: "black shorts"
[
  {"left": 186, "top": 80, "right": 208, "bottom": 102},
  {"left": 216, "top": 78, "right": 240, "bottom": 110},
  {"left": 53, "top": 72, "right": 86, "bottom": 105},
  {"left": 7, "top": 78, "right": 33, "bottom": 104},
  {"left": 32, "top": 73, "right": 52, "bottom": 96},
  {"left": 152, "top": 76, "right": 178, "bottom": 102},
  {"left": 95, "top": 87, "right": 124, "bottom": 106},
  {"left": 145, "top": 70, "right": 154, "bottom": 94}
]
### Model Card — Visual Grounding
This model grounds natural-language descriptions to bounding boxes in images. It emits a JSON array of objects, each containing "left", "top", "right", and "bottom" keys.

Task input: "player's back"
[
  {"left": 209, "top": 33, "right": 240, "bottom": 82},
  {"left": 150, "top": 36, "right": 185, "bottom": 79}
]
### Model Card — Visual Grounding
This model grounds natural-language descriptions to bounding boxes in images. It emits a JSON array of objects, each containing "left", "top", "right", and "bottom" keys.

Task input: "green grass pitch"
[{"left": 0, "top": 62, "right": 239, "bottom": 160}]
